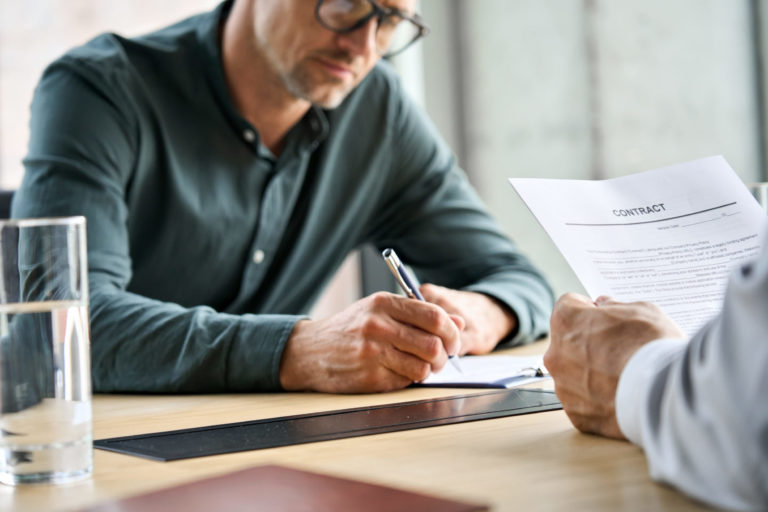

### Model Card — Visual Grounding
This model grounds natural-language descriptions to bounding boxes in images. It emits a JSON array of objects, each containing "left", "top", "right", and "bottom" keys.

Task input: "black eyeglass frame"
[{"left": 314, "top": 0, "right": 430, "bottom": 58}]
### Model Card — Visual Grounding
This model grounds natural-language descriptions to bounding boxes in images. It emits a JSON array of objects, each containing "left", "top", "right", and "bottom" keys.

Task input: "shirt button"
[
  {"left": 243, "top": 129, "right": 256, "bottom": 143},
  {"left": 309, "top": 118, "right": 320, "bottom": 132},
  {"left": 252, "top": 249, "right": 265, "bottom": 264}
]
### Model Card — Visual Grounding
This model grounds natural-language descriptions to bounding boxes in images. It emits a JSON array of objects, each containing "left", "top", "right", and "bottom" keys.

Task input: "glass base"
[{"left": 0, "top": 465, "right": 92, "bottom": 486}]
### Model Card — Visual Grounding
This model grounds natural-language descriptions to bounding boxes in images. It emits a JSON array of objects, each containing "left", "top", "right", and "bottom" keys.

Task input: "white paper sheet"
[
  {"left": 509, "top": 156, "right": 767, "bottom": 336},
  {"left": 419, "top": 355, "right": 549, "bottom": 388}
]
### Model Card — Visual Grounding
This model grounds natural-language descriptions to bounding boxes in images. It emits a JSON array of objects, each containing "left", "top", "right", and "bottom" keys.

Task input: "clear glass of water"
[{"left": 0, "top": 216, "right": 91, "bottom": 485}]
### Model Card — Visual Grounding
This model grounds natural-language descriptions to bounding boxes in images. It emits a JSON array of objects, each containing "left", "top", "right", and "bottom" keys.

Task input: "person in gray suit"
[{"left": 544, "top": 224, "right": 768, "bottom": 510}]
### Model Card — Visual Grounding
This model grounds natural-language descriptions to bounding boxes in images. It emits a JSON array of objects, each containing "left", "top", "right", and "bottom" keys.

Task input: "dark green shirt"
[{"left": 14, "top": 1, "right": 553, "bottom": 392}]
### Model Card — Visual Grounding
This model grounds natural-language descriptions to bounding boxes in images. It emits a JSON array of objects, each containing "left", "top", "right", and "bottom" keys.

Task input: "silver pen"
[{"left": 381, "top": 248, "right": 464, "bottom": 374}]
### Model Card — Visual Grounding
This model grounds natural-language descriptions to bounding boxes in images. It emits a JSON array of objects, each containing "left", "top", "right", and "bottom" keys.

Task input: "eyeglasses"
[{"left": 315, "top": 0, "right": 430, "bottom": 58}]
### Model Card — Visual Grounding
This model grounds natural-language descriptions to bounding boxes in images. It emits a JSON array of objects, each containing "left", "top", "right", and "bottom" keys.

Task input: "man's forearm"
[{"left": 89, "top": 284, "right": 302, "bottom": 392}]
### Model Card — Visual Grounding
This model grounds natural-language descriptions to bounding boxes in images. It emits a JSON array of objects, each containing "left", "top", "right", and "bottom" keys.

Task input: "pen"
[{"left": 381, "top": 248, "right": 463, "bottom": 374}]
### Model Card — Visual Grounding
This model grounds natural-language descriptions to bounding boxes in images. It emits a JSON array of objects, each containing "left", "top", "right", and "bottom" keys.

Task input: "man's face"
[{"left": 252, "top": 0, "right": 417, "bottom": 109}]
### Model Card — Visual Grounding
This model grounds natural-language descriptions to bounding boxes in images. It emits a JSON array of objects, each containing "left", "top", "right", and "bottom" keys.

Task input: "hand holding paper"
[{"left": 509, "top": 156, "right": 766, "bottom": 336}]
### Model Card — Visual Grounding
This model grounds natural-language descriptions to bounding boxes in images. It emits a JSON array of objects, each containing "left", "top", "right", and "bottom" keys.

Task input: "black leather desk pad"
[{"left": 94, "top": 389, "right": 561, "bottom": 461}]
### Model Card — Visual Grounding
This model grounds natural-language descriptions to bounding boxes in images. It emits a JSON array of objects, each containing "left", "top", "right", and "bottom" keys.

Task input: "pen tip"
[{"left": 450, "top": 356, "right": 463, "bottom": 374}]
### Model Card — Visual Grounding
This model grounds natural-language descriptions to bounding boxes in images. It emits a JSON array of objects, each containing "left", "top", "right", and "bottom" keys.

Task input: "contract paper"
[{"left": 509, "top": 156, "right": 766, "bottom": 336}]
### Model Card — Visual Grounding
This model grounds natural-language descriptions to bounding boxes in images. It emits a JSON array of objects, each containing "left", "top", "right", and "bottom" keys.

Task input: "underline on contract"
[{"left": 564, "top": 202, "right": 738, "bottom": 227}]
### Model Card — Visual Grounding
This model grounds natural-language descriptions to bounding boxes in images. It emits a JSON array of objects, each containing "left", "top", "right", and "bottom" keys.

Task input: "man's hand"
[
  {"left": 419, "top": 284, "right": 517, "bottom": 355},
  {"left": 544, "top": 293, "right": 685, "bottom": 439},
  {"left": 279, "top": 292, "right": 463, "bottom": 393}
]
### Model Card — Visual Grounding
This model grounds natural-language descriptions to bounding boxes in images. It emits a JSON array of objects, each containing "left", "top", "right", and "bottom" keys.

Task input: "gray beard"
[
  {"left": 280, "top": 65, "right": 350, "bottom": 109},
  {"left": 258, "top": 37, "right": 356, "bottom": 109}
]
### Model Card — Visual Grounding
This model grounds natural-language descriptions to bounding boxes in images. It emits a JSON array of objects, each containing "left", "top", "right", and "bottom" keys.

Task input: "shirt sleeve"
[
  {"left": 14, "top": 56, "right": 300, "bottom": 393},
  {"left": 615, "top": 227, "right": 768, "bottom": 510},
  {"left": 366, "top": 71, "right": 554, "bottom": 346}
]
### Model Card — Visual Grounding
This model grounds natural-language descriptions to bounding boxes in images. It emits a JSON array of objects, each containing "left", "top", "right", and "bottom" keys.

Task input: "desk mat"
[{"left": 94, "top": 389, "right": 561, "bottom": 461}]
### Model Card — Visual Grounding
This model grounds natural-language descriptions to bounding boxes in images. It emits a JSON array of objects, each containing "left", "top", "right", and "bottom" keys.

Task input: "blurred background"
[{"left": 1, "top": 0, "right": 766, "bottom": 313}]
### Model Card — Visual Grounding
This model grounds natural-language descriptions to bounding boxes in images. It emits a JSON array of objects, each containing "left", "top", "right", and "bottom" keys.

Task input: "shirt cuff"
[
  {"left": 227, "top": 314, "right": 306, "bottom": 391},
  {"left": 615, "top": 338, "right": 688, "bottom": 445}
]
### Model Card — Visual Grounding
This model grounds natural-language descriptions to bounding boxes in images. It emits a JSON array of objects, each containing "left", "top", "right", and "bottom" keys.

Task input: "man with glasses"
[{"left": 14, "top": 0, "right": 553, "bottom": 393}]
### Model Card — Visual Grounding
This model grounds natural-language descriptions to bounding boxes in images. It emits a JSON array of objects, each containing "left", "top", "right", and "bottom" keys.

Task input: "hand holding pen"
[
  {"left": 382, "top": 248, "right": 464, "bottom": 374},
  {"left": 278, "top": 248, "right": 467, "bottom": 393}
]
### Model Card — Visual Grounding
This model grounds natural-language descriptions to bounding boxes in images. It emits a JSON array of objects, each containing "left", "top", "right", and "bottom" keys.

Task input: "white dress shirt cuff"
[{"left": 615, "top": 338, "right": 688, "bottom": 446}]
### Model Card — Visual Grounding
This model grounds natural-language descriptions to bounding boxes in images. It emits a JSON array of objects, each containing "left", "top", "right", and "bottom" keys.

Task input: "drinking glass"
[{"left": 0, "top": 216, "right": 91, "bottom": 485}]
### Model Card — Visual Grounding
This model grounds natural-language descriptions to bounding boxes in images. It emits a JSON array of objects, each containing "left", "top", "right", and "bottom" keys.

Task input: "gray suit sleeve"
[{"left": 615, "top": 226, "right": 768, "bottom": 510}]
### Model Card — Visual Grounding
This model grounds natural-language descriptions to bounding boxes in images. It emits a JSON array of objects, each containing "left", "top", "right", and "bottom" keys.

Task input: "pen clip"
[
  {"left": 519, "top": 366, "right": 546, "bottom": 377},
  {"left": 382, "top": 249, "right": 416, "bottom": 298}
]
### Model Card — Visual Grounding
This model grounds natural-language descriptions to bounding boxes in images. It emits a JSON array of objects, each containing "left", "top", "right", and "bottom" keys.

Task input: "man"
[
  {"left": 14, "top": 0, "right": 553, "bottom": 393},
  {"left": 544, "top": 224, "right": 768, "bottom": 509}
]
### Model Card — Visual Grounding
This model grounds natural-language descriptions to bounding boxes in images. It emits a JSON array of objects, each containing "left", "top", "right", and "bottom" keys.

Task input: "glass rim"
[{"left": 0, "top": 216, "right": 86, "bottom": 228}]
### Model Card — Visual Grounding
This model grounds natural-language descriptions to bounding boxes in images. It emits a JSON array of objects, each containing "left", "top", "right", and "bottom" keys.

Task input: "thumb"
[
  {"left": 594, "top": 295, "right": 619, "bottom": 306},
  {"left": 450, "top": 314, "right": 466, "bottom": 332},
  {"left": 419, "top": 282, "right": 447, "bottom": 302}
]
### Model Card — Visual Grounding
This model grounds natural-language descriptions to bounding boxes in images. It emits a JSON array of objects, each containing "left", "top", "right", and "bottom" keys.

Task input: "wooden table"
[{"left": 1, "top": 341, "right": 710, "bottom": 511}]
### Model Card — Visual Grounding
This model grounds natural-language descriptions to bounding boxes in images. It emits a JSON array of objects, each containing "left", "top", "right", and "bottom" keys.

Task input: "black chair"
[{"left": 0, "top": 190, "right": 13, "bottom": 219}]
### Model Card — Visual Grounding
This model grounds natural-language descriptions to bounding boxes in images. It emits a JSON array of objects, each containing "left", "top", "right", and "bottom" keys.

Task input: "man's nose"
[{"left": 335, "top": 17, "right": 378, "bottom": 57}]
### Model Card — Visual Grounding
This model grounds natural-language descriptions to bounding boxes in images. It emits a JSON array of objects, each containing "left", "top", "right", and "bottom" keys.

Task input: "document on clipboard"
[
  {"left": 419, "top": 355, "right": 549, "bottom": 388},
  {"left": 509, "top": 156, "right": 767, "bottom": 337}
]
